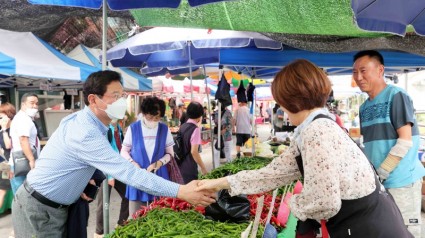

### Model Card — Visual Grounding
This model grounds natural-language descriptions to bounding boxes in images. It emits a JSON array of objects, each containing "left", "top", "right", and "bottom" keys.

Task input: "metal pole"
[
  {"left": 102, "top": 0, "right": 107, "bottom": 71},
  {"left": 404, "top": 72, "right": 408, "bottom": 93},
  {"left": 14, "top": 87, "right": 19, "bottom": 109},
  {"left": 102, "top": 0, "right": 110, "bottom": 234},
  {"left": 79, "top": 90, "right": 84, "bottom": 109},
  {"left": 251, "top": 79, "right": 256, "bottom": 157},
  {"left": 71, "top": 92, "right": 74, "bottom": 110},
  {"left": 270, "top": 103, "right": 274, "bottom": 135},
  {"left": 203, "top": 66, "right": 215, "bottom": 169},
  {"left": 188, "top": 41, "right": 194, "bottom": 100},
  {"left": 217, "top": 102, "right": 221, "bottom": 168}
]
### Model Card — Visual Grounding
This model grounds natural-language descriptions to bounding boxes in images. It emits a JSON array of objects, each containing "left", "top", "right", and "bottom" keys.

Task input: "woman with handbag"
[
  {"left": 120, "top": 96, "right": 177, "bottom": 217},
  {"left": 0, "top": 103, "right": 16, "bottom": 209},
  {"left": 196, "top": 59, "right": 413, "bottom": 238}
]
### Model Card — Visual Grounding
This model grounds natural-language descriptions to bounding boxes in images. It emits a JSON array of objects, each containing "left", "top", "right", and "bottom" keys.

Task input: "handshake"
[{"left": 177, "top": 177, "right": 229, "bottom": 207}]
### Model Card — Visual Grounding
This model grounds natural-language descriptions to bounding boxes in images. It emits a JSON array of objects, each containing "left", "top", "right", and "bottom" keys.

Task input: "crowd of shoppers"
[{"left": 2, "top": 49, "right": 424, "bottom": 237}]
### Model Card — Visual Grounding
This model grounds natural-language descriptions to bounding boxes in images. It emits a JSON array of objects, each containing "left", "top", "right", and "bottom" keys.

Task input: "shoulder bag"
[{"left": 12, "top": 147, "right": 37, "bottom": 177}]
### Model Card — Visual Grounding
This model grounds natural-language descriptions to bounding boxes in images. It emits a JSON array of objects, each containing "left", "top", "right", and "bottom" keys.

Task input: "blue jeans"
[{"left": 10, "top": 175, "right": 25, "bottom": 195}]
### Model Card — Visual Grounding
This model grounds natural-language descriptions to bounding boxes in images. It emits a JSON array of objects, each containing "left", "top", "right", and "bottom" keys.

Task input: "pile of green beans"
[
  {"left": 106, "top": 208, "right": 264, "bottom": 238},
  {"left": 200, "top": 156, "right": 273, "bottom": 179}
]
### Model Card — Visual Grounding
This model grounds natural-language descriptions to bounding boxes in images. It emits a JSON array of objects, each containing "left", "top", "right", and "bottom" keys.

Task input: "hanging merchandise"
[
  {"left": 246, "top": 82, "right": 256, "bottom": 102},
  {"left": 236, "top": 81, "right": 247, "bottom": 103},
  {"left": 215, "top": 73, "right": 232, "bottom": 107}
]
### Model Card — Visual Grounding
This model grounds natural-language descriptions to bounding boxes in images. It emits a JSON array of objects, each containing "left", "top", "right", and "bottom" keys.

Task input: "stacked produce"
[
  {"left": 132, "top": 197, "right": 205, "bottom": 218},
  {"left": 200, "top": 156, "right": 273, "bottom": 179},
  {"left": 248, "top": 193, "right": 281, "bottom": 226},
  {"left": 107, "top": 208, "right": 264, "bottom": 238},
  {"left": 200, "top": 157, "right": 296, "bottom": 196},
  {"left": 106, "top": 157, "right": 299, "bottom": 237}
]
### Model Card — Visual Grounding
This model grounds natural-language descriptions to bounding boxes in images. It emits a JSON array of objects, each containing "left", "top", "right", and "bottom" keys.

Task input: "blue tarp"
[{"left": 220, "top": 48, "right": 425, "bottom": 75}]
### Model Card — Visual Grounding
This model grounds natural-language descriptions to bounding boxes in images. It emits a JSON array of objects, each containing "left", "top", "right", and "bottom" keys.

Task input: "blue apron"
[{"left": 126, "top": 121, "right": 169, "bottom": 202}]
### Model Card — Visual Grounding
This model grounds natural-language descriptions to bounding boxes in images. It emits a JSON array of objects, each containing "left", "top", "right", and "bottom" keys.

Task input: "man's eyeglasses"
[{"left": 99, "top": 92, "right": 128, "bottom": 101}]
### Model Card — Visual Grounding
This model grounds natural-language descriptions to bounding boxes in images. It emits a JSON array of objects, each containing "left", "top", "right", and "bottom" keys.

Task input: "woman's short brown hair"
[
  {"left": 0, "top": 102, "right": 16, "bottom": 120},
  {"left": 271, "top": 59, "right": 332, "bottom": 113}
]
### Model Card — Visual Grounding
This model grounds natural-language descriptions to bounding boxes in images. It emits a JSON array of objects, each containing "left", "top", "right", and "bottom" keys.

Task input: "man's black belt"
[{"left": 23, "top": 181, "right": 69, "bottom": 209}]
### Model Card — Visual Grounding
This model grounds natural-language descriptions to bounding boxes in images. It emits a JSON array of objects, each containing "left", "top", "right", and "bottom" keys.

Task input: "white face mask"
[
  {"left": 143, "top": 117, "right": 159, "bottom": 129},
  {"left": 97, "top": 96, "right": 127, "bottom": 120},
  {"left": 25, "top": 108, "right": 38, "bottom": 118}
]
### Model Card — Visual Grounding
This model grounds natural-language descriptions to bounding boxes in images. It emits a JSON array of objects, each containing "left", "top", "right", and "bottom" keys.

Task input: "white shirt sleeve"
[
  {"left": 120, "top": 126, "right": 133, "bottom": 161},
  {"left": 165, "top": 128, "right": 174, "bottom": 148}
]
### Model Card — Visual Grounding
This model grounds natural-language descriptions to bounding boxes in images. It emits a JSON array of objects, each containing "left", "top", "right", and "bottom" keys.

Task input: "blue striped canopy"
[
  {"left": 0, "top": 29, "right": 98, "bottom": 84},
  {"left": 68, "top": 45, "right": 152, "bottom": 91}
]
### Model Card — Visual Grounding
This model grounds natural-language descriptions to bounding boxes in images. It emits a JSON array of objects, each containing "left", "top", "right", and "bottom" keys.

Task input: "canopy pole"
[
  {"left": 14, "top": 87, "right": 18, "bottom": 109},
  {"left": 203, "top": 65, "right": 215, "bottom": 169},
  {"left": 251, "top": 76, "right": 256, "bottom": 157},
  {"left": 188, "top": 41, "right": 194, "bottom": 100},
  {"left": 404, "top": 71, "right": 408, "bottom": 93},
  {"left": 217, "top": 102, "right": 221, "bottom": 168},
  {"left": 79, "top": 90, "right": 84, "bottom": 109},
  {"left": 102, "top": 0, "right": 110, "bottom": 235},
  {"left": 102, "top": 0, "right": 107, "bottom": 71}
]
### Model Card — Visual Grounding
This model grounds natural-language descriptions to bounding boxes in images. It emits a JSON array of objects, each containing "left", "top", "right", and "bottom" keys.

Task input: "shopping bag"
[
  {"left": 205, "top": 189, "right": 250, "bottom": 223},
  {"left": 167, "top": 156, "right": 185, "bottom": 184}
]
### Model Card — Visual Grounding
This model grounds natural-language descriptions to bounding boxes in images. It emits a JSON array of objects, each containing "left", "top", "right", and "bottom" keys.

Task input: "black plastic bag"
[
  {"left": 236, "top": 81, "right": 247, "bottom": 103},
  {"left": 246, "top": 82, "right": 256, "bottom": 102},
  {"left": 296, "top": 219, "right": 321, "bottom": 235},
  {"left": 214, "top": 135, "right": 224, "bottom": 150},
  {"left": 214, "top": 136, "right": 225, "bottom": 158},
  {"left": 205, "top": 189, "right": 250, "bottom": 223},
  {"left": 215, "top": 74, "right": 232, "bottom": 107}
]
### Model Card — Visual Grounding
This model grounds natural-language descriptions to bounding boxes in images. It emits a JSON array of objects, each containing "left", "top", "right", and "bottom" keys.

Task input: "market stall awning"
[
  {"left": 219, "top": 47, "right": 425, "bottom": 74},
  {"left": 352, "top": 0, "right": 425, "bottom": 36},
  {"left": 67, "top": 44, "right": 152, "bottom": 91},
  {"left": 0, "top": 29, "right": 98, "bottom": 88}
]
